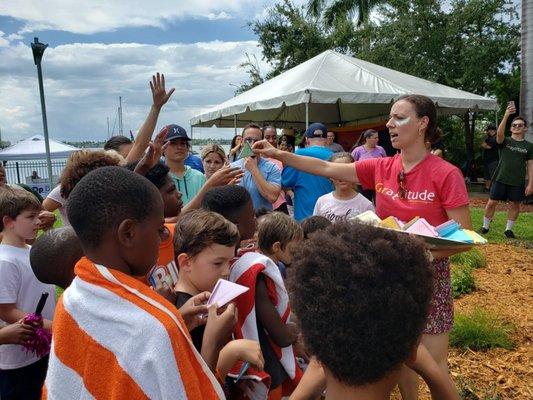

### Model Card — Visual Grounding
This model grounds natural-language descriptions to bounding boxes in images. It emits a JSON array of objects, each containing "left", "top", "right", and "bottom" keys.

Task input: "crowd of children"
[{"left": 0, "top": 75, "right": 488, "bottom": 400}]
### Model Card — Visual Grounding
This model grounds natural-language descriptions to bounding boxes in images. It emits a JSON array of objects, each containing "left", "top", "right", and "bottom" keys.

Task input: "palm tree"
[
  {"left": 307, "top": 0, "right": 386, "bottom": 26},
  {"left": 521, "top": 0, "right": 533, "bottom": 142}
]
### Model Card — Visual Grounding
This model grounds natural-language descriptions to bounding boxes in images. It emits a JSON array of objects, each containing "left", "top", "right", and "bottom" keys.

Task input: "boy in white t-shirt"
[
  {"left": 0, "top": 187, "right": 56, "bottom": 400},
  {"left": 313, "top": 152, "right": 374, "bottom": 222}
]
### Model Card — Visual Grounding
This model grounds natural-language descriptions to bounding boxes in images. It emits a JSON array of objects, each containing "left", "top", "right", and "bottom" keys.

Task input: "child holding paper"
[
  {"left": 173, "top": 209, "right": 264, "bottom": 382},
  {"left": 230, "top": 211, "right": 304, "bottom": 399}
]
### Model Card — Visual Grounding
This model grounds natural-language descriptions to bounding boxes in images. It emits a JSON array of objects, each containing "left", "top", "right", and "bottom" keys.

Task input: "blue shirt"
[
  {"left": 282, "top": 146, "right": 334, "bottom": 221},
  {"left": 231, "top": 157, "right": 281, "bottom": 211},
  {"left": 184, "top": 154, "right": 204, "bottom": 173}
]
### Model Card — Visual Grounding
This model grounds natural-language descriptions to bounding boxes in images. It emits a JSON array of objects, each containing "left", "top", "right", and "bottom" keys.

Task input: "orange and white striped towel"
[
  {"left": 229, "top": 252, "right": 302, "bottom": 400},
  {"left": 43, "top": 257, "right": 225, "bottom": 400}
]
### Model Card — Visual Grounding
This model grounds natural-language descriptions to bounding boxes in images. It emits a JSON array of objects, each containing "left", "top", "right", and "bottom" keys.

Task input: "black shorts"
[{"left": 489, "top": 181, "right": 525, "bottom": 202}]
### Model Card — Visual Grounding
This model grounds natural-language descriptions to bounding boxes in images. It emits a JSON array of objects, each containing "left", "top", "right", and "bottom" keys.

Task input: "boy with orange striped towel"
[{"left": 44, "top": 166, "right": 228, "bottom": 399}]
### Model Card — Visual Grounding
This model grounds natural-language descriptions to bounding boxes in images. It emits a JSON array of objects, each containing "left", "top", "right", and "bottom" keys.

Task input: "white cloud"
[
  {"left": 0, "top": 0, "right": 269, "bottom": 34},
  {"left": 0, "top": 39, "right": 268, "bottom": 142}
]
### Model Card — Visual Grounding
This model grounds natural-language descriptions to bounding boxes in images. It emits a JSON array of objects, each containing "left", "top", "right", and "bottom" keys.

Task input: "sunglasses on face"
[
  {"left": 511, "top": 123, "right": 525, "bottom": 128},
  {"left": 397, "top": 170, "right": 407, "bottom": 200},
  {"left": 244, "top": 137, "right": 260, "bottom": 144}
]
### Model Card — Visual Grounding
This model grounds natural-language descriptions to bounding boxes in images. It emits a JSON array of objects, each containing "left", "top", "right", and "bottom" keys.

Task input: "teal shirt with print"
[
  {"left": 493, "top": 137, "right": 533, "bottom": 187},
  {"left": 169, "top": 166, "right": 206, "bottom": 205}
]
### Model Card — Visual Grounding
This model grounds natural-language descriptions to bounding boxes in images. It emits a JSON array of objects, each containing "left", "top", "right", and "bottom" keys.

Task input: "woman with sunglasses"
[{"left": 253, "top": 94, "right": 471, "bottom": 400}]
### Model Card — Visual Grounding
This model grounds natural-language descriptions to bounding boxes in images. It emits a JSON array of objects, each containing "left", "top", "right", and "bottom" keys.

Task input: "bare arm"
[
  {"left": 244, "top": 157, "right": 280, "bottom": 203},
  {"left": 431, "top": 205, "right": 473, "bottom": 259},
  {"left": 497, "top": 102, "right": 515, "bottom": 144},
  {"left": 289, "top": 358, "right": 326, "bottom": 400},
  {"left": 126, "top": 73, "right": 175, "bottom": 163},
  {"left": 0, "top": 304, "right": 52, "bottom": 331},
  {"left": 255, "top": 277, "right": 298, "bottom": 348},
  {"left": 526, "top": 159, "right": 533, "bottom": 196},
  {"left": 42, "top": 197, "right": 61, "bottom": 212},
  {"left": 253, "top": 140, "right": 358, "bottom": 183},
  {"left": 181, "top": 166, "right": 243, "bottom": 212}
]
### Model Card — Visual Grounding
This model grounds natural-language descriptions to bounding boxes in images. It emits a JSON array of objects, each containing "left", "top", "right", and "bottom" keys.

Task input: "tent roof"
[
  {"left": 0, "top": 135, "right": 80, "bottom": 161},
  {"left": 191, "top": 50, "right": 498, "bottom": 128}
]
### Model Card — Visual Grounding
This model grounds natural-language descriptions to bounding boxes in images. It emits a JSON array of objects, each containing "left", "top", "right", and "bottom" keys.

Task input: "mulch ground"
[{"left": 392, "top": 243, "right": 532, "bottom": 399}]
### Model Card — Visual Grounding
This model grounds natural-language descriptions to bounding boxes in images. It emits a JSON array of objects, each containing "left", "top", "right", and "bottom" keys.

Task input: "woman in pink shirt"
[
  {"left": 253, "top": 94, "right": 471, "bottom": 400},
  {"left": 351, "top": 129, "right": 387, "bottom": 202}
]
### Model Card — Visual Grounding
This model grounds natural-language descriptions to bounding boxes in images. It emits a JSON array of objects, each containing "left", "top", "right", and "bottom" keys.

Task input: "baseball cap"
[
  {"left": 164, "top": 124, "right": 191, "bottom": 142},
  {"left": 304, "top": 122, "right": 328, "bottom": 138}
]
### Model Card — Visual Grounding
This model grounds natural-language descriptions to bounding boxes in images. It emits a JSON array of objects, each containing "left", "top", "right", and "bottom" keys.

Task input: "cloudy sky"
[{"left": 0, "top": 1, "right": 289, "bottom": 143}]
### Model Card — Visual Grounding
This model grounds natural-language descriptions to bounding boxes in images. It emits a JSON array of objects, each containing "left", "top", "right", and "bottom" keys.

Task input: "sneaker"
[
  {"left": 504, "top": 230, "right": 516, "bottom": 239},
  {"left": 479, "top": 227, "right": 489, "bottom": 234}
]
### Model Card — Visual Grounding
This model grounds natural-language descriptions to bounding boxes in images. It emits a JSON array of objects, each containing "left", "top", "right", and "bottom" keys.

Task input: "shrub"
[
  {"left": 450, "top": 248, "right": 486, "bottom": 269},
  {"left": 451, "top": 309, "right": 515, "bottom": 350},
  {"left": 451, "top": 264, "right": 476, "bottom": 298}
]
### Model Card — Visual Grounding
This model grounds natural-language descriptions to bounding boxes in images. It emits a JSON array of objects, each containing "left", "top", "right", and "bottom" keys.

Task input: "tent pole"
[
  {"left": 234, "top": 115, "right": 237, "bottom": 136},
  {"left": 305, "top": 103, "right": 309, "bottom": 129}
]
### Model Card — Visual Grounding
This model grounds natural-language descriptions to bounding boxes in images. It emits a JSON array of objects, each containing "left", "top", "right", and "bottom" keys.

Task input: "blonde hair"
[
  {"left": 201, "top": 144, "right": 226, "bottom": 162},
  {"left": 258, "top": 212, "right": 303, "bottom": 253}
]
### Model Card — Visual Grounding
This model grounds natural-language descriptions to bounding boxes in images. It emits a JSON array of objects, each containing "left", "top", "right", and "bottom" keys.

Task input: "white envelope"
[{"left": 207, "top": 279, "right": 249, "bottom": 308}]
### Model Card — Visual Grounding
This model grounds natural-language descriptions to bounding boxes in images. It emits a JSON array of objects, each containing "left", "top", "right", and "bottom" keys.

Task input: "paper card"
[
  {"left": 207, "top": 279, "right": 249, "bottom": 308},
  {"left": 238, "top": 141, "right": 254, "bottom": 159}
]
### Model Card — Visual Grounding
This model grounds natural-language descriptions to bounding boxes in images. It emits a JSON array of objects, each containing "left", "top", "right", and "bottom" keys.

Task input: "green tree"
[
  {"left": 240, "top": 0, "right": 520, "bottom": 166},
  {"left": 307, "top": 0, "right": 386, "bottom": 26}
]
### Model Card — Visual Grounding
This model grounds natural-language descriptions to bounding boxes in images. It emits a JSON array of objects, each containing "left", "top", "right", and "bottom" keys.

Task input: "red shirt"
[{"left": 355, "top": 154, "right": 468, "bottom": 226}]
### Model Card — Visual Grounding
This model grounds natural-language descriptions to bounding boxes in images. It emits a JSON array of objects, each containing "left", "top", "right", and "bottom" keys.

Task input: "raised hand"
[
  {"left": 206, "top": 165, "right": 244, "bottom": 187},
  {"left": 505, "top": 101, "right": 516, "bottom": 116},
  {"left": 133, "top": 127, "right": 169, "bottom": 176},
  {"left": 150, "top": 73, "right": 175, "bottom": 109}
]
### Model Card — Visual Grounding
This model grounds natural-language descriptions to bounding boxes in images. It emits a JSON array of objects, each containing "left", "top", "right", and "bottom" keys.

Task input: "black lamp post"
[{"left": 31, "top": 37, "right": 54, "bottom": 188}]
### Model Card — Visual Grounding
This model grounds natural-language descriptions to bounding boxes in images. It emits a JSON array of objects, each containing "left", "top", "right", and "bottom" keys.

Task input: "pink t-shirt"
[{"left": 355, "top": 153, "right": 468, "bottom": 226}]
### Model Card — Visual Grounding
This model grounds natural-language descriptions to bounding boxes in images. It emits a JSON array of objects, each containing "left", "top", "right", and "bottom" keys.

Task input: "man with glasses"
[
  {"left": 163, "top": 124, "right": 206, "bottom": 206},
  {"left": 231, "top": 123, "right": 281, "bottom": 211},
  {"left": 481, "top": 102, "right": 533, "bottom": 238}
]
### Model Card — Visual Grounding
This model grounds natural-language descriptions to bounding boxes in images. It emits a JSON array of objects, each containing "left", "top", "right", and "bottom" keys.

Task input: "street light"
[{"left": 31, "top": 37, "right": 54, "bottom": 188}]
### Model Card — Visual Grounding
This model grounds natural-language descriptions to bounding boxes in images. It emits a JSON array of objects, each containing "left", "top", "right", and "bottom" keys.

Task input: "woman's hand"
[{"left": 252, "top": 139, "right": 281, "bottom": 159}]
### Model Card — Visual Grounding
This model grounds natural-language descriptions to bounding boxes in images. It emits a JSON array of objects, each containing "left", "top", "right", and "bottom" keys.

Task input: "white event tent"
[
  {"left": 0, "top": 135, "right": 80, "bottom": 161},
  {"left": 191, "top": 50, "right": 498, "bottom": 129}
]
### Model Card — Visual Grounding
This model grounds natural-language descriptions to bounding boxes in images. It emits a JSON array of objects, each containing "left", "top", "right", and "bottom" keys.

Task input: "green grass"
[
  {"left": 450, "top": 247, "right": 486, "bottom": 269},
  {"left": 450, "top": 308, "right": 515, "bottom": 351},
  {"left": 456, "top": 376, "right": 503, "bottom": 400},
  {"left": 470, "top": 207, "right": 533, "bottom": 243},
  {"left": 451, "top": 264, "right": 476, "bottom": 298}
]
